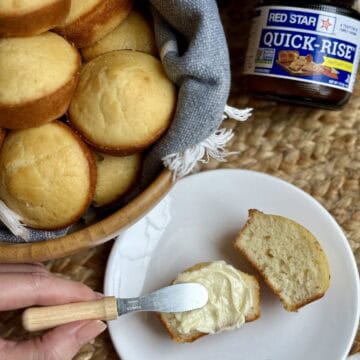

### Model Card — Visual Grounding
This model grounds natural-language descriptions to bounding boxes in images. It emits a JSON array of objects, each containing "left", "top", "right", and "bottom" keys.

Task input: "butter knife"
[{"left": 22, "top": 283, "right": 208, "bottom": 332}]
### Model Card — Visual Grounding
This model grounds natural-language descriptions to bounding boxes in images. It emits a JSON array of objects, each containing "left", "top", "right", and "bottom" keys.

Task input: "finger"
[
  {"left": 0, "top": 272, "right": 100, "bottom": 310},
  {"left": 0, "top": 320, "right": 107, "bottom": 360},
  {"left": 0, "top": 263, "right": 48, "bottom": 273}
]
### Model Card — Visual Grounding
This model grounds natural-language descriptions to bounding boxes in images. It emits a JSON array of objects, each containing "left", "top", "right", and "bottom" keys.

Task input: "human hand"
[{"left": 0, "top": 263, "right": 107, "bottom": 360}]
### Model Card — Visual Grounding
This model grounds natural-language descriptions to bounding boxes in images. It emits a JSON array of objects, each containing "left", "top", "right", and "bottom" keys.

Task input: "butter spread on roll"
[{"left": 173, "top": 261, "right": 254, "bottom": 335}]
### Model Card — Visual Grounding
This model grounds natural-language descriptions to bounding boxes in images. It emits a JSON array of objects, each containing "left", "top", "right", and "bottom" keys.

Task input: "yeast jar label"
[{"left": 244, "top": 6, "right": 360, "bottom": 92}]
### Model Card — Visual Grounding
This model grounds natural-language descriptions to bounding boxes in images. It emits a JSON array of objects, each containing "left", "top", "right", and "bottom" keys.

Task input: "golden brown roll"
[
  {"left": 234, "top": 209, "right": 330, "bottom": 312},
  {"left": 0, "top": 32, "right": 81, "bottom": 129},
  {"left": 0, "top": 0, "right": 71, "bottom": 37},
  {"left": 69, "top": 50, "right": 176, "bottom": 155},
  {"left": 82, "top": 10, "right": 157, "bottom": 61},
  {"left": 0, "top": 121, "right": 96, "bottom": 230},
  {"left": 0, "top": 130, "right": 5, "bottom": 149},
  {"left": 55, "top": 0, "right": 132, "bottom": 48},
  {"left": 94, "top": 152, "right": 141, "bottom": 206}
]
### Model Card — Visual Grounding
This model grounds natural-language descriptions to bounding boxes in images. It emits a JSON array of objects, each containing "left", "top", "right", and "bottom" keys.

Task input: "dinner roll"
[
  {"left": 0, "top": 32, "right": 80, "bottom": 129},
  {"left": 0, "top": 130, "right": 5, "bottom": 148},
  {"left": 0, "top": 0, "right": 71, "bottom": 37},
  {"left": 82, "top": 10, "right": 157, "bottom": 61},
  {"left": 69, "top": 51, "right": 176, "bottom": 154},
  {"left": 55, "top": 0, "right": 132, "bottom": 48},
  {"left": 160, "top": 261, "right": 260, "bottom": 343},
  {"left": 234, "top": 210, "right": 330, "bottom": 311},
  {"left": 94, "top": 152, "right": 141, "bottom": 206},
  {"left": 0, "top": 122, "right": 96, "bottom": 230}
]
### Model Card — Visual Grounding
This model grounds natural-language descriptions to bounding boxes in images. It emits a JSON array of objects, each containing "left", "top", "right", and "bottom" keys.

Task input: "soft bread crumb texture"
[
  {"left": 159, "top": 262, "right": 260, "bottom": 343},
  {"left": 94, "top": 152, "right": 141, "bottom": 206},
  {"left": 69, "top": 50, "right": 176, "bottom": 152},
  {"left": 0, "top": 122, "right": 95, "bottom": 229},
  {"left": 0, "top": 0, "right": 56, "bottom": 14},
  {"left": 0, "top": 32, "right": 79, "bottom": 105},
  {"left": 82, "top": 10, "right": 157, "bottom": 61},
  {"left": 234, "top": 209, "right": 330, "bottom": 311}
]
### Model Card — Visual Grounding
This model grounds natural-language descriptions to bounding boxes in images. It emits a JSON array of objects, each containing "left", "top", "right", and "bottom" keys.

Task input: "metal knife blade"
[{"left": 116, "top": 283, "right": 208, "bottom": 316}]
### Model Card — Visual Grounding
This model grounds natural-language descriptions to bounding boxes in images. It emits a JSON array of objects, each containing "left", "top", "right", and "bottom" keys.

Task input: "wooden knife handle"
[{"left": 22, "top": 296, "right": 118, "bottom": 332}]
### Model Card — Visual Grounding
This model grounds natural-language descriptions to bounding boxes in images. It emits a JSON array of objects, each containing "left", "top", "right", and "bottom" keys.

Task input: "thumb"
[{"left": 1, "top": 320, "right": 107, "bottom": 360}]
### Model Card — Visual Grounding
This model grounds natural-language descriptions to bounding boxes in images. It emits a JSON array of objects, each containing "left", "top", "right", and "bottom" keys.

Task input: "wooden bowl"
[{"left": 0, "top": 169, "right": 172, "bottom": 263}]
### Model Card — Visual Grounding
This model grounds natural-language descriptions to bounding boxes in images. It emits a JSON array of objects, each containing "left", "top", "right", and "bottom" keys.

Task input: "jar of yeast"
[{"left": 244, "top": 0, "right": 360, "bottom": 109}]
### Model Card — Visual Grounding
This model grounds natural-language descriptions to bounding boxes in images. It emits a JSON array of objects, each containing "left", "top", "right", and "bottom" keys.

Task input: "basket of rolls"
[{"left": 0, "top": 0, "right": 241, "bottom": 262}]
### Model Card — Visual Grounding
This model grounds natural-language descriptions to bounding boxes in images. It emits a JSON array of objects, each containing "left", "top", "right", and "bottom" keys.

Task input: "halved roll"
[
  {"left": 0, "top": 122, "right": 96, "bottom": 230},
  {"left": 94, "top": 152, "right": 141, "bottom": 206},
  {"left": 0, "top": 32, "right": 80, "bottom": 129},
  {"left": 69, "top": 51, "right": 176, "bottom": 154},
  {"left": 0, "top": 0, "right": 71, "bottom": 37},
  {"left": 234, "top": 210, "right": 330, "bottom": 311},
  {"left": 82, "top": 10, "right": 157, "bottom": 61},
  {"left": 55, "top": 0, "right": 132, "bottom": 48}
]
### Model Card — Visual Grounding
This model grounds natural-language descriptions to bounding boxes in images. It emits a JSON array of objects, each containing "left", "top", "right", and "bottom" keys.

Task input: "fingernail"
[
  {"left": 76, "top": 320, "right": 107, "bottom": 345},
  {"left": 95, "top": 292, "right": 104, "bottom": 299}
]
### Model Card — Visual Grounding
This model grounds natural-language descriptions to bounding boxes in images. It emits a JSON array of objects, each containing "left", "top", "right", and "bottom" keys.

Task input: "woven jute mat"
[{"left": 1, "top": 0, "right": 359, "bottom": 358}]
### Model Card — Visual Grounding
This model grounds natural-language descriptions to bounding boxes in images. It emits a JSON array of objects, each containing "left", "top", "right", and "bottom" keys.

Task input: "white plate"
[
  {"left": 104, "top": 169, "right": 359, "bottom": 360},
  {"left": 348, "top": 354, "right": 360, "bottom": 360}
]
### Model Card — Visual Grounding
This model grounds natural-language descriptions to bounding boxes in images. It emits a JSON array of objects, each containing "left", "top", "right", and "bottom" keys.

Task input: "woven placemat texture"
[{"left": 0, "top": 0, "right": 359, "bottom": 358}]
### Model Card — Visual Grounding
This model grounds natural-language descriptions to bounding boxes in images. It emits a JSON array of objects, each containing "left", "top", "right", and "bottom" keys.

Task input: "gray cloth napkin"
[
  {"left": 143, "top": 0, "right": 231, "bottom": 184},
  {"left": 0, "top": 0, "right": 230, "bottom": 243}
]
